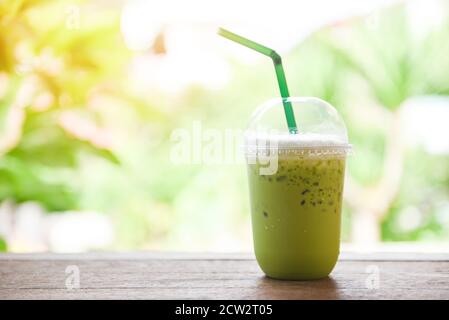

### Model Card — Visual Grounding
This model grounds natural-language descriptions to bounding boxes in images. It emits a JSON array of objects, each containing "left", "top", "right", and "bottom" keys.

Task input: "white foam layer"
[{"left": 244, "top": 132, "right": 349, "bottom": 150}]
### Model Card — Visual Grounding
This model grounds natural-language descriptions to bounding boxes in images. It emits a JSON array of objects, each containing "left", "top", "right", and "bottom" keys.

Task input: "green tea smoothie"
[
  {"left": 217, "top": 28, "right": 350, "bottom": 280},
  {"left": 247, "top": 150, "right": 346, "bottom": 280}
]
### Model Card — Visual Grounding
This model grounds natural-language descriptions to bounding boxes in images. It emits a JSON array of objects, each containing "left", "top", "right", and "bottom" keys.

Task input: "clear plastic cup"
[{"left": 244, "top": 97, "right": 351, "bottom": 280}]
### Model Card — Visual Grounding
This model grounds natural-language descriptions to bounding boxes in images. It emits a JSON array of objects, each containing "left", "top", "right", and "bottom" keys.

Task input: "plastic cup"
[{"left": 244, "top": 97, "right": 351, "bottom": 280}]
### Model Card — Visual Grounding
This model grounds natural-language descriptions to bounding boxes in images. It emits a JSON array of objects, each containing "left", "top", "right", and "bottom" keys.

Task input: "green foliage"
[
  {"left": 0, "top": 1, "right": 448, "bottom": 251},
  {"left": 10, "top": 109, "right": 119, "bottom": 167},
  {"left": 0, "top": 237, "right": 7, "bottom": 252},
  {"left": 0, "top": 155, "right": 78, "bottom": 211},
  {"left": 0, "top": 0, "right": 126, "bottom": 211},
  {"left": 382, "top": 149, "right": 449, "bottom": 241}
]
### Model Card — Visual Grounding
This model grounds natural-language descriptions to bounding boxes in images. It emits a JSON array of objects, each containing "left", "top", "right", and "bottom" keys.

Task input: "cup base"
[
  {"left": 256, "top": 254, "right": 339, "bottom": 281},
  {"left": 263, "top": 272, "right": 331, "bottom": 281}
]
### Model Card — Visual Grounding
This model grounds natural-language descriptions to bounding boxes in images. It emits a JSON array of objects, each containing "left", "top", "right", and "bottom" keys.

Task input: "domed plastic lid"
[{"left": 244, "top": 97, "right": 351, "bottom": 157}]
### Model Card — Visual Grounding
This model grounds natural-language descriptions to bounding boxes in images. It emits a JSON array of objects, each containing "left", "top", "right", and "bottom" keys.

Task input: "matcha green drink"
[
  {"left": 216, "top": 25, "right": 349, "bottom": 281},
  {"left": 244, "top": 97, "right": 351, "bottom": 280},
  {"left": 247, "top": 150, "right": 346, "bottom": 280}
]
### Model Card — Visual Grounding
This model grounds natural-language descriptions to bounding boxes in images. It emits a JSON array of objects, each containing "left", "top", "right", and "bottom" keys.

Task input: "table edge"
[{"left": 1, "top": 251, "right": 449, "bottom": 261}]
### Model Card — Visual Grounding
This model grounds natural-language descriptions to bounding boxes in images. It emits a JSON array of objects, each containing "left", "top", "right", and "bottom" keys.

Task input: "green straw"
[{"left": 218, "top": 27, "right": 298, "bottom": 134}]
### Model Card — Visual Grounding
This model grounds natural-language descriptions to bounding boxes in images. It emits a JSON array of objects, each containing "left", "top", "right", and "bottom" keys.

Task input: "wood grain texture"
[{"left": 0, "top": 252, "right": 448, "bottom": 300}]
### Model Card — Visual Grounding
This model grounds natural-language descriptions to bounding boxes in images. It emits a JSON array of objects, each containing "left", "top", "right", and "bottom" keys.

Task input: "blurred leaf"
[
  {"left": 0, "top": 155, "right": 78, "bottom": 210},
  {"left": 7, "top": 108, "right": 119, "bottom": 167},
  {"left": 0, "top": 237, "right": 6, "bottom": 252}
]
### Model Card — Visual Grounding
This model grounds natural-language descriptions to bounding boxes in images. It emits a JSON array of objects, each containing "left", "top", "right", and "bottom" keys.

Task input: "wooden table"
[{"left": 0, "top": 252, "right": 448, "bottom": 299}]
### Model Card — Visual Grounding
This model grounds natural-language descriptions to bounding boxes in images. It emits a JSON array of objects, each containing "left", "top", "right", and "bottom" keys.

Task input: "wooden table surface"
[{"left": 0, "top": 252, "right": 448, "bottom": 300}]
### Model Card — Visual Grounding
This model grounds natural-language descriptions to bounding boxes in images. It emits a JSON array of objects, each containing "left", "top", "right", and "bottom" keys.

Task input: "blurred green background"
[{"left": 0, "top": 0, "right": 448, "bottom": 252}]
